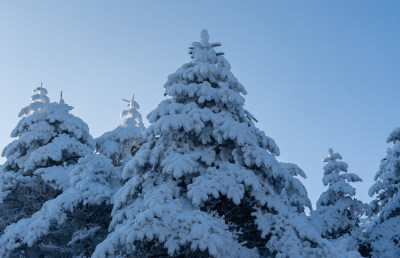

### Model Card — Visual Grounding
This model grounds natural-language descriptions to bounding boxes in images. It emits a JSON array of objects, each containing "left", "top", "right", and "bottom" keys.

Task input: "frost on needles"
[{"left": 93, "top": 30, "right": 339, "bottom": 258}]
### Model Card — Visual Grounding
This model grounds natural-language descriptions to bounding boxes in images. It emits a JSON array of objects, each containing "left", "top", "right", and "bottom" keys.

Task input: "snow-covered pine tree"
[
  {"left": 368, "top": 128, "right": 400, "bottom": 257},
  {"left": 0, "top": 91, "right": 107, "bottom": 256},
  {"left": 313, "top": 148, "right": 365, "bottom": 238},
  {"left": 93, "top": 30, "right": 336, "bottom": 258},
  {"left": 96, "top": 94, "right": 145, "bottom": 167},
  {"left": 311, "top": 148, "right": 365, "bottom": 253},
  {"left": 0, "top": 86, "right": 65, "bottom": 233}
]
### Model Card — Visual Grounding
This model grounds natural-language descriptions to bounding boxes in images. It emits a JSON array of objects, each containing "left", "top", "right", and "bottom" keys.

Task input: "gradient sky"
[{"left": 1, "top": 1, "right": 399, "bottom": 208}]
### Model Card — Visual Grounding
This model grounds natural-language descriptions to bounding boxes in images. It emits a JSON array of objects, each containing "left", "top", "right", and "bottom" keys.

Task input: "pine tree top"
[
  {"left": 95, "top": 94, "right": 145, "bottom": 166},
  {"left": 162, "top": 29, "right": 247, "bottom": 101},
  {"left": 18, "top": 85, "right": 50, "bottom": 117},
  {"left": 188, "top": 30, "right": 225, "bottom": 63},
  {"left": 2, "top": 95, "right": 95, "bottom": 176},
  {"left": 121, "top": 94, "right": 145, "bottom": 131},
  {"left": 317, "top": 148, "right": 362, "bottom": 207},
  {"left": 322, "top": 148, "right": 348, "bottom": 177}
]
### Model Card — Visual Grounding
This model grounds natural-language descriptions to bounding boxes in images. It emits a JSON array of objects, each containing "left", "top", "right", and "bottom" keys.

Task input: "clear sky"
[{"left": 0, "top": 1, "right": 399, "bottom": 208}]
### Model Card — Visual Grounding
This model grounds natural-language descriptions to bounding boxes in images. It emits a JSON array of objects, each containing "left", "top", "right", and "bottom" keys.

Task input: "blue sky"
[{"left": 0, "top": 1, "right": 399, "bottom": 207}]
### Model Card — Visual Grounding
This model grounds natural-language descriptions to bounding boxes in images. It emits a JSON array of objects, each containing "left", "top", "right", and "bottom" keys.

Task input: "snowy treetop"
[
  {"left": 33, "top": 86, "right": 48, "bottom": 95},
  {"left": 2, "top": 98, "right": 95, "bottom": 176},
  {"left": 148, "top": 30, "right": 279, "bottom": 158},
  {"left": 189, "top": 30, "right": 225, "bottom": 64},
  {"left": 317, "top": 148, "right": 362, "bottom": 207},
  {"left": 322, "top": 148, "right": 362, "bottom": 185},
  {"left": 11, "top": 99, "right": 92, "bottom": 145},
  {"left": 165, "top": 29, "right": 246, "bottom": 96},
  {"left": 96, "top": 94, "right": 145, "bottom": 166},
  {"left": 18, "top": 85, "right": 50, "bottom": 117},
  {"left": 322, "top": 148, "right": 348, "bottom": 178},
  {"left": 120, "top": 94, "right": 145, "bottom": 131}
]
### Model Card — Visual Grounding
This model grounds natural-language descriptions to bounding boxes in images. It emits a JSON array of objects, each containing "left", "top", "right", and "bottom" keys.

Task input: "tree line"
[{"left": 0, "top": 30, "right": 398, "bottom": 257}]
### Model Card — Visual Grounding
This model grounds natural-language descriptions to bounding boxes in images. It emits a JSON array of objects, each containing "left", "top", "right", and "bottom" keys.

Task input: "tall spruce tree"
[
  {"left": 96, "top": 94, "right": 145, "bottom": 167},
  {"left": 0, "top": 91, "right": 111, "bottom": 257},
  {"left": 368, "top": 128, "right": 400, "bottom": 257},
  {"left": 93, "top": 30, "right": 337, "bottom": 258}
]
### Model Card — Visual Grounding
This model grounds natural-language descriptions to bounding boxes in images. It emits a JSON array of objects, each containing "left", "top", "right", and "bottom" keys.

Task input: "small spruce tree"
[{"left": 312, "top": 148, "right": 364, "bottom": 240}]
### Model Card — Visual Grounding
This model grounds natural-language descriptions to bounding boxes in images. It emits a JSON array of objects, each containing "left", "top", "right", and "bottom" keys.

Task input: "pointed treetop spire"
[
  {"left": 58, "top": 91, "right": 73, "bottom": 112},
  {"left": 122, "top": 94, "right": 139, "bottom": 110},
  {"left": 200, "top": 29, "right": 209, "bottom": 47},
  {"left": 188, "top": 29, "right": 225, "bottom": 62},
  {"left": 58, "top": 90, "right": 70, "bottom": 108},
  {"left": 129, "top": 94, "right": 139, "bottom": 109}
]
